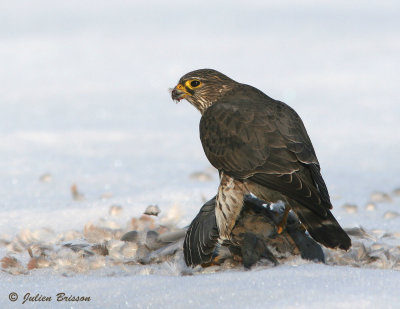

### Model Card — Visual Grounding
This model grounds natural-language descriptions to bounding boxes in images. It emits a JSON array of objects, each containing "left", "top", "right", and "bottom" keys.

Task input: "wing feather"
[
  {"left": 183, "top": 197, "right": 219, "bottom": 266},
  {"left": 200, "top": 85, "right": 331, "bottom": 216}
]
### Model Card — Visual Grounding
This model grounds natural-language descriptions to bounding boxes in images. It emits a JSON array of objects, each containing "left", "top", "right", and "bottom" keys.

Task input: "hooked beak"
[{"left": 171, "top": 83, "right": 190, "bottom": 102}]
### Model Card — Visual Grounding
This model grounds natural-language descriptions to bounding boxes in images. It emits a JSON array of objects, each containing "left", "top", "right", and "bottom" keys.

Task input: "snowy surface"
[{"left": 1, "top": 0, "right": 400, "bottom": 308}]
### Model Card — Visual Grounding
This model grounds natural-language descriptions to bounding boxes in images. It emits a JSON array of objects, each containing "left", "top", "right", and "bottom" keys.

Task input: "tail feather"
[{"left": 290, "top": 201, "right": 351, "bottom": 250}]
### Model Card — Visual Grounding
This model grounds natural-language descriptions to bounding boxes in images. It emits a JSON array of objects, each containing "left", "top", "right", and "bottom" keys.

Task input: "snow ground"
[{"left": 1, "top": 0, "right": 400, "bottom": 308}]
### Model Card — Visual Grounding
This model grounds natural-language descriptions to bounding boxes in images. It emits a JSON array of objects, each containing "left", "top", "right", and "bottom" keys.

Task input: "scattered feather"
[
  {"left": 189, "top": 171, "right": 213, "bottom": 182},
  {"left": 365, "top": 202, "right": 376, "bottom": 211},
  {"left": 370, "top": 191, "right": 393, "bottom": 203},
  {"left": 121, "top": 231, "right": 139, "bottom": 243},
  {"left": 392, "top": 188, "right": 400, "bottom": 196},
  {"left": 109, "top": 205, "right": 123, "bottom": 216},
  {"left": 2, "top": 203, "right": 400, "bottom": 277},
  {"left": 383, "top": 211, "right": 400, "bottom": 220},
  {"left": 144, "top": 205, "right": 161, "bottom": 216},
  {"left": 71, "top": 184, "right": 85, "bottom": 201},
  {"left": 39, "top": 173, "right": 53, "bottom": 183},
  {"left": 342, "top": 203, "right": 358, "bottom": 214}
]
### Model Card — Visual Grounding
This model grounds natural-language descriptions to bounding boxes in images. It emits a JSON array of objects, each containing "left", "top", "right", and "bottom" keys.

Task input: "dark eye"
[{"left": 190, "top": 80, "right": 201, "bottom": 88}]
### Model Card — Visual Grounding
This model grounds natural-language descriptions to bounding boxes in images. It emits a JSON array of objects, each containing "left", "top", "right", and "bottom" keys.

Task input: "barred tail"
[{"left": 291, "top": 203, "right": 351, "bottom": 250}]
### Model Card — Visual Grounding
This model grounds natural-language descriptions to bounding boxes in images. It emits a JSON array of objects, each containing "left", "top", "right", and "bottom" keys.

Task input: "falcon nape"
[{"left": 171, "top": 69, "right": 351, "bottom": 266}]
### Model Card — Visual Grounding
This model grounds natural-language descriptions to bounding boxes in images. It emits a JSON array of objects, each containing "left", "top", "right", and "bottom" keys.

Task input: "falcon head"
[{"left": 171, "top": 69, "right": 237, "bottom": 114}]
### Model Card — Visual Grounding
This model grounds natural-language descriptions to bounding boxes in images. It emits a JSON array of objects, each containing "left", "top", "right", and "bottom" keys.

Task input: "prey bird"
[
  {"left": 184, "top": 195, "right": 325, "bottom": 268},
  {"left": 171, "top": 69, "right": 351, "bottom": 258}
]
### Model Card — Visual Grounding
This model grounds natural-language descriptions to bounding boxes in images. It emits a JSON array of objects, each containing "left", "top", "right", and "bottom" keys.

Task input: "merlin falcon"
[{"left": 171, "top": 69, "right": 351, "bottom": 257}]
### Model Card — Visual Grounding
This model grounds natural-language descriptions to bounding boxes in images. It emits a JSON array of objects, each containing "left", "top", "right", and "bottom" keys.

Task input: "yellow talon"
[
  {"left": 201, "top": 255, "right": 222, "bottom": 267},
  {"left": 276, "top": 204, "right": 291, "bottom": 234}
]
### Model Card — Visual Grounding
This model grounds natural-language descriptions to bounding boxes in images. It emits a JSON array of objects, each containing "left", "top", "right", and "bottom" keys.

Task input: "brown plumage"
[{"left": 172, "top": 69, "right": 351, "bottom": 257}]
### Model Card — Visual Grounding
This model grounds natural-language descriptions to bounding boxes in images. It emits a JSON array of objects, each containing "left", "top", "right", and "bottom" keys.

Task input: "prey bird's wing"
[
  {"left": 200, "top": 85, "right": 331, "bottom": 217},
  {"left": 183, "top": 197, "right": 219, "bottom": 267}
]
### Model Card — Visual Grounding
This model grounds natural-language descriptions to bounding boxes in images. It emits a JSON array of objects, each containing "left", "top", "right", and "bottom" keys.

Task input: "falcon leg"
[
  {"left": 277, "top": 204, "right": 290, "bottom": 234},
  {"left": 244, "top": 182, "right": 294, "bottom": 235},
  {"left": 216, "top": 172, "right": 250, "bottom": 240}
]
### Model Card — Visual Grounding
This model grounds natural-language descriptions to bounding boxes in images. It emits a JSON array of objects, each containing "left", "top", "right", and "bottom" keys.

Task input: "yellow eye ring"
[{"left": 185, "top": 80, "right": 202, "bottom": 89}]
